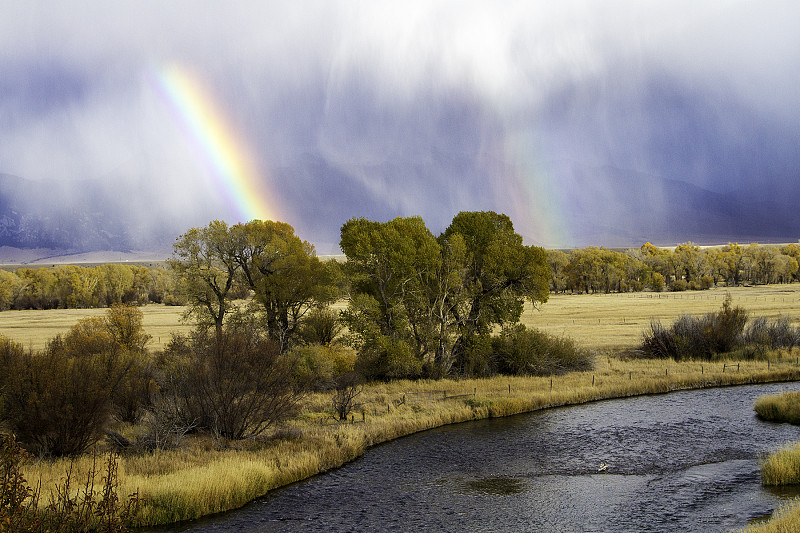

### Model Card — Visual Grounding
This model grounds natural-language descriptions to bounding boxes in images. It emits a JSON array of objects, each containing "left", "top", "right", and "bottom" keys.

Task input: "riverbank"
[{"left": 21, "top": 352, "right": 800, "bottom": 526}]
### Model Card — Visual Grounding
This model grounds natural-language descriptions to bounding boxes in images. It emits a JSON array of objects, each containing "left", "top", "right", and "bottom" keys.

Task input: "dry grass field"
[
  {"left": 1, "top": 284, "right": 798, "bottom": 353},
  {"left": 524, "top": 284, "right": 800, "bottom": 352},
  {"left": 0, "top": 304, "right": 191, "bottom": 351}
]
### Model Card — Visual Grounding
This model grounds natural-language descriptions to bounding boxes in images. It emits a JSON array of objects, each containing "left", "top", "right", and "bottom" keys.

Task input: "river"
[{"left": 159, "top": 382, "right": 800, "bottom": 532}]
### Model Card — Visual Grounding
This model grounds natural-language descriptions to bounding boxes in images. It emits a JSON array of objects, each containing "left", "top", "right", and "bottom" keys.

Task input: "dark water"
[{"left": 161, "top": 383, "right": 800, "bottom": 533}]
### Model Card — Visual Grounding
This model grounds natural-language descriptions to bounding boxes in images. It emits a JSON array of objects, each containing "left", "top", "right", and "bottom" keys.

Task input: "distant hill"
[
  {"left": 544, "top": 163, "right": 800, "bottom": 248},
  {"left": 0, "top": 173, "right": 184, "bottom": 256}
]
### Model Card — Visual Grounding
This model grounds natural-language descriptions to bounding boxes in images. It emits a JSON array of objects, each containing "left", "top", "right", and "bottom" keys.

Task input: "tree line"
[
  {"left": 0, "top": 264, "right": 180, "bottom": 310},
  {"left": 548, "top": 242, "right": 800, "bottom": 294}
]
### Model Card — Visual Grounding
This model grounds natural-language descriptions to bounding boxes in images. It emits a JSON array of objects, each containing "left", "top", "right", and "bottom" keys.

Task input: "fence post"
[
  {"left": 592, "top": 375, "right": 595, "bottom": 386},
  {"left": 474, "top": 387, "right": 477, "bottom": 397},
  {"left": 550, "top": 377, "right": 553, "bottom": 390},
  {"left": 629, "top": 371, "right": 632, "bottom": 380},
  {"left": 666, "top": 368, "right": 668, "bottom": 376},
  {"left": 509, "top": 384, "right": 511, "bottom": 395}
]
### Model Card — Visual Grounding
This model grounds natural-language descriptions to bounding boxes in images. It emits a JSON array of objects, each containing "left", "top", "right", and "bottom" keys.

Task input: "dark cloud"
[{"left": 1, "top": 1, "right": 799, "bottom": 252}]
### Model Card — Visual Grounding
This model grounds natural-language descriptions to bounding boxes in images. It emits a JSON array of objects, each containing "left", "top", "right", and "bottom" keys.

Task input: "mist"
[{"left": 1, "top": 1, "right": 799, "bottom": 253}]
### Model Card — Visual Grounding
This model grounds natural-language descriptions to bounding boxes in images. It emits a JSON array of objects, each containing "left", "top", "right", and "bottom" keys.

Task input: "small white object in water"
[{"left": 597, "top": 462, "right": 608, "bottom": 472}]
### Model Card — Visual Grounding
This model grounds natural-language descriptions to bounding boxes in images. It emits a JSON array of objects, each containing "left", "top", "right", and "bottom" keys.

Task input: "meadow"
[
  {"left": 4, "top": 284, "right": 800, "bottom": 528},
  {"left": 2, "top": 283, "right": 799, "bottom": 353}
]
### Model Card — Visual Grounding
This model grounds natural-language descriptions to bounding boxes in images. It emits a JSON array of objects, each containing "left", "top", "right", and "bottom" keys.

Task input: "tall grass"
[
  {"left": 760, "top": 442, "right": 800, "bottom": 486},
  {"left": 754, "top": 391, "right": 800, "bottom": 425}
]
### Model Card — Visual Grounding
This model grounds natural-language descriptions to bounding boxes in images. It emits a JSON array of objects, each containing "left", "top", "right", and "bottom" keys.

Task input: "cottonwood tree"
[
  {"left": 230, "top": 220, "right": 338, "bottom": 352},
  {"left": 170, "top": 219, "right": 337, "bottom": 352},
  {"left": 443, "top": 211, "right": 549, "bottom": 374},
  {"left": 340, "top": 216, "right": 441, "bottom": 378},
  {"left": 169, "top": 221, "right": 241, "bottom": 341},
  {"left": 340, "top": 212, "right": 549, "bottom": 379}
]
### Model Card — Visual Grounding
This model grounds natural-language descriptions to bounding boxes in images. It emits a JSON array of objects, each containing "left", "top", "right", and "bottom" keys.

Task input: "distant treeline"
[
  {"left": 0, "top": 264, "right": 183, "bottom": 310},
  {"left": 0, "top": 242, "right": 797, "bottom": 311},
  {"left": 549, "top": 242, "right": 800, "bottom": 294}
]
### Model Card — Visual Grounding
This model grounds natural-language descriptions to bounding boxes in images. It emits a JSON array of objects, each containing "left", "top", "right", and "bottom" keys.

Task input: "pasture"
[{"left": 1, "top": 284, "right": 799, "bottom": 353}]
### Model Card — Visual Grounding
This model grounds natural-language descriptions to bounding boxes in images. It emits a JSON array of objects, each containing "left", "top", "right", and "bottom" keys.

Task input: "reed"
[
  {"left": 19, "top": 351, "right": 800, "bottom": 526},
  {"left": 754, "top": 391, "right": 800, "bottom": 425},
  {"left": 760, "top": 442, "right": 800, "bottom": 486}
]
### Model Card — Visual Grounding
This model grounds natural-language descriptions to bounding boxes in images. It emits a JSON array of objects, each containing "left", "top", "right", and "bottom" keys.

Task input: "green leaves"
[{"left": 340, "top": 211, "right": 550, "bottom": 379}]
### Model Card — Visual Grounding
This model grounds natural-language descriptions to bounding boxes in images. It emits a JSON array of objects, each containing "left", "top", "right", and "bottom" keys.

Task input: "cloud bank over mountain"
[{"left": 1, "top": 1, "right": 798, "bottom": 253}]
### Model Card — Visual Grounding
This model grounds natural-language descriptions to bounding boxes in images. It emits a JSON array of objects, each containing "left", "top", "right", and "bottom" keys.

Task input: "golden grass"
[
  {"left": 760, "top": 442, "right": 800, "bottom": 486},
  {"left": 755, "top": 391, "right": 800, "bottom": 425},
  {"left": 525, "top": 284, "right": 800, "bottom": 352},
  {"left": 2, "top": 284, "right": 799, "bottom": 353},
  {"left": 0, "top": 304, "right": 191, "bottom": 351},
  {"left": 20, "top": 351, "right": 800, "bottom": 526}
]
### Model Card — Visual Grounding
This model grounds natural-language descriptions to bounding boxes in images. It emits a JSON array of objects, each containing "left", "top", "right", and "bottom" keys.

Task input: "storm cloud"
[{"left": 1, "top": 1, "right": 799, "bottom": 252}]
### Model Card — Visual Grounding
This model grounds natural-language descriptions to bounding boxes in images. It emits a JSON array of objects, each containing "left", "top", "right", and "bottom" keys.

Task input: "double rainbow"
[{"left": 153, "top": 65, "right": 281, "bottom": 224}]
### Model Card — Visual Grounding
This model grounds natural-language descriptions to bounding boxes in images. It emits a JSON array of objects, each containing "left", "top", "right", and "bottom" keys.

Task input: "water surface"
[{"left": 161, "top": 382, "right": 800, "bottom": 532}]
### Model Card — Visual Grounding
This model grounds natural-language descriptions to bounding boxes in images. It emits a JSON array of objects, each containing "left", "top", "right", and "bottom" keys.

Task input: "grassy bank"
[
  {"left": 743, "top": 392, "right": 800, "bottom": 532},
  {"left": 19, "top": 351, "right": 800, "bottom": 526}
]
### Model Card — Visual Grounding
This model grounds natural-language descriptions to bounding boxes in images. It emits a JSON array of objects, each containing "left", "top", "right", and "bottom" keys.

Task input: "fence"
[{"left": 400, "top": 390, "right": 475, "bottom": 405}]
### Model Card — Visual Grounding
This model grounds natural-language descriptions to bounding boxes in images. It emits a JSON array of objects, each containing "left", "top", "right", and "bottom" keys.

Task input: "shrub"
[
  {"left": 291, "top": 343, "right": 357, "bottom": 391},
  {"left": 492, "top": 325, "right": 593, "bottom": 376},
  {"left": 744, "top": 316, "right": 800, "bottom": 350},
  {"left": 157, "top": 325, "right": 303, "bottom": 440},
  {"left": 671, "top": 279, "right": 688, "bottom": 292},
  {"left": 1, "top": 329, "right": 137, "bottom": 456},
  {"left": 638, "top": 295, "right": 747, "bottom": 361},
  {"left": 298, "top": 307, "right": 343, "bottom": 346},
  {"left": 354, "top": 336, "right": 423, "bottom": 381},
  {"left": 700, "top": 275, "right": 715, "bottom": 290},
  {"left": 331, "top": 371, "right": 363, "bottom": 421}
]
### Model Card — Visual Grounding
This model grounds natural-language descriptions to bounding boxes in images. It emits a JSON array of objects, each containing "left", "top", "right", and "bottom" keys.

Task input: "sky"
[{"left": 1, "top": 1, "right": 799, "bottom": 253}]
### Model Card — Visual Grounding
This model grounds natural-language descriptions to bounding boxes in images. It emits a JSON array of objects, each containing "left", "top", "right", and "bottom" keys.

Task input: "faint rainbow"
[
  {"left": 502, "top": 129, "right": 573, "bottom": 248},
  {"left": 153, "top": 65, "right": 280, "bottom": 223}
]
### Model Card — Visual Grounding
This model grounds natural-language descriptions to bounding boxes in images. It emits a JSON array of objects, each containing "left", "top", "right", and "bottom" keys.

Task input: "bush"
[
  {"left": 354, "top": 336, "right": 423, "bottom": 381},
  {"left": 638, "top": 295, "right": 747, "bottom": 361},
  {"left": 492, "top": 325, "right": 593, "bottom": 376},
  {"left": 290, "top": 343, "right": 357, "bottom": 391},
  {"left": 744, "top": 316, "right": 800, "bottom": 350},
  {"left": 298, "top": 307, "right": 343, "bottom": 346},
  {"left": 0, "top": 335, "right": 134, "bottom": 456},
  {"left": 157, "top": 325, "right": 303, "bottom": 440},
  {"left": 671, "top": 279, "right": 688, "bottom": 292}
]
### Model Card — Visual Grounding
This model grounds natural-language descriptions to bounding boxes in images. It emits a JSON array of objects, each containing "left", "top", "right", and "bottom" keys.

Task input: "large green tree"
[
  {"left": 443, "top": 211, "right": 549, "bottom": 374},
  {"left": 340, "top": 211, "right": 549, "bottom": 379},
  {"left": 170, "top": 219, "right": 337, "bottom": 352},
  {"left": 230, "top": 220, "right": 338, "bottom": 352},
  {"left": 169, "top": 221, "right": 240, "bottom": 340}
]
